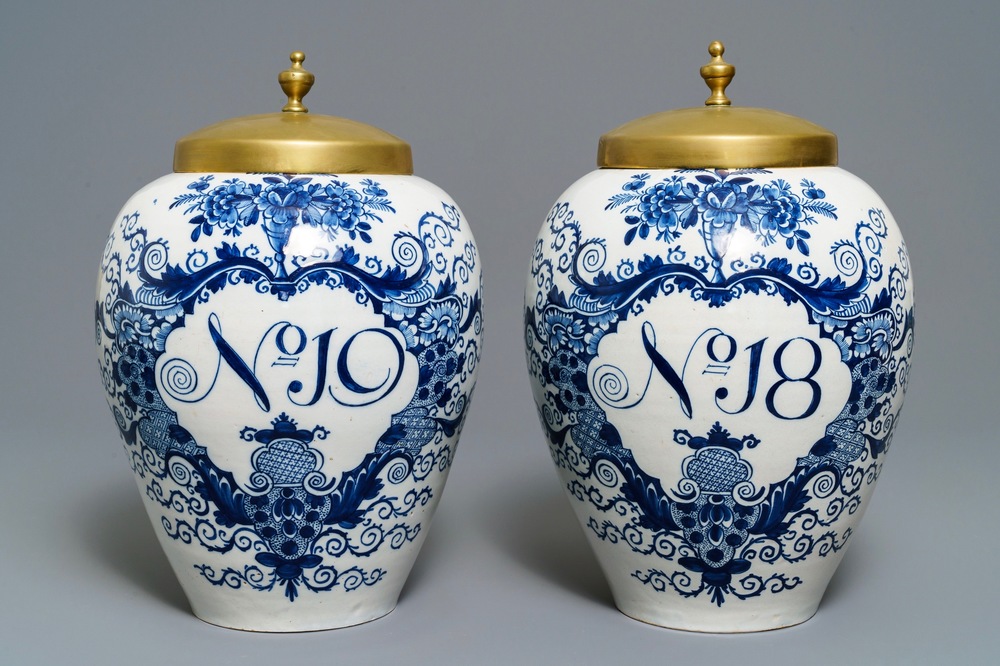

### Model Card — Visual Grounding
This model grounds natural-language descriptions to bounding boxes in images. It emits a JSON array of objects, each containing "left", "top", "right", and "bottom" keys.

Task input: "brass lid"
[
  {"left": 173, "top": 52, "right": 413, "bottom": 174},
  {"left": 597, "top": 41, "right": 838, "bottom": 169}
]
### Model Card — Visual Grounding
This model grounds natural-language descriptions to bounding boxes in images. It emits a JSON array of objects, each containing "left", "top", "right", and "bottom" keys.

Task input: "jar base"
[
  {"left": 189, "top": 598, "right": 397, "bottom": 633},
  {"left": 614, "top": 599, "right": 820, "bottom": 633}
]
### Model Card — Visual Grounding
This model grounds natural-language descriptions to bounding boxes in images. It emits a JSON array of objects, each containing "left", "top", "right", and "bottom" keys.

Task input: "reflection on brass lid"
[
  {"left": 174, "top": 52, "right": 413, "bottom": 174},
  {"left": 598, "top": 41, "right": 837, "bottom": 169}
]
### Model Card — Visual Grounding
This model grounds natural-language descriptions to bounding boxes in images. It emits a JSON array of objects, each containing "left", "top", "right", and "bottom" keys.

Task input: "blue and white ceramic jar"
[
  {"left": 96, "top": 53, "right": 482, "bottom": 631},
  {"left": 525, "top": 43, "right": 913, "bottom": 632}
]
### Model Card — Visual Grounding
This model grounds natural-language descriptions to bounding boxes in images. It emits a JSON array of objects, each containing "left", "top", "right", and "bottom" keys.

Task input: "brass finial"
[
  {"left": 700, "top": 41, "right": 735, "bottom": 106},
  {"left": 279, "top": 51, "right": 315, "bottom": 113}
]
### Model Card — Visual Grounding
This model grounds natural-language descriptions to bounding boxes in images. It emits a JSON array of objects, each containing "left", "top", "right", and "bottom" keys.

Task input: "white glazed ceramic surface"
[
  {"left": 97, "top": 173, "right": 482, "bottom": 631},
  {"left": 525, "top": 167, "right": 913, "bottom": 632}
]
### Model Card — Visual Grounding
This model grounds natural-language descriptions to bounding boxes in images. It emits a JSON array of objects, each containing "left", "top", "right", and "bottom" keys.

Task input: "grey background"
[{"left": 1, "top": 1, "right": 997, "bottom": 663}]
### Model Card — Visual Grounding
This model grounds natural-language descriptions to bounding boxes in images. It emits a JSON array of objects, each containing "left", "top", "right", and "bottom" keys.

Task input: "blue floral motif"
[
  {"left": 607, "top": 171, "right": 838, "bottom": 279},
  {"left": 151, "top": 321, "right": 173, "bottom": 352},
  {"left": 113, "top": 304, "right": 155, "bottom": 349},
  {"left": 850, "top": 313, "right": 894, "bottom": 359},
  {"left": 585, "top": 327, "right": 606, "bottom": 356},
  {"left": 693, "top": 180, "right": 750, "bottom": 227},
  {"left": 415, "top": 301, "right": 462, "bottom": 345},
  {"left": 320, "top": 181, "right": 364, "bottom": 229},
  {"left": 758, "top": 180, "right": 811, "bottom": 252},
  {"left": 201, "top": 179, "right": 256, "bottom": 232},
  {"left": 171, "top": 175, "right": 395, "bottom": 245},
  {"left": 544, "top": 310, "right": 586, "bottom": 353},
  {"left": 636, "top": 178, "right": 684, "bottom": 241},
  {"left": 98, "top": 176, "right": 481, "bottom": 604},
  {"left": 255, "top": 177, "right": 315, "bottom": 226},
  {"left": 527, "top": 174, "right": 913, "bottom": 608}
]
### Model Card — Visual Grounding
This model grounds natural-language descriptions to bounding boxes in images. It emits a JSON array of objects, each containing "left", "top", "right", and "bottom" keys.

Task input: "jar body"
[
  {"left": 525, "top": 167, "right": 912, "bottom": 632},
  {"left": 97, "top": 172, "right": 482, "bottom": 631}
]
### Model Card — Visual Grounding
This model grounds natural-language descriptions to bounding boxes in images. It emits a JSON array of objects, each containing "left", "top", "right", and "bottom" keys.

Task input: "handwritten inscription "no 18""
[{"left": 594, "top": 321, "right": 836, "bottom": 422}]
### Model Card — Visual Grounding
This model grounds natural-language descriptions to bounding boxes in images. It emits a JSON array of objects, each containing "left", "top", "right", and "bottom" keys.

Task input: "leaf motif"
[
  {"left": 771, "top": 178, "right": 791, "bottom": 193},
  {"left": 435, "top": 275, "right": 457, "bottom": 296},
  {"left": 870, "top": 287, "right": 892, "bottom": 311},
  {"left": 341, "top": 246, "right": 360, "bottom": 265},
  {"left": 191, "top": 458, "right": 252, "bottom": 527},
  {"left": 637, "top": 254, "right": 664, "bottom": 272},
  {"left": 592, "top": 270, "right": 614, "bottom": 286},
  {"left": 216, "top": 242, "right": 241, "bottom": 260},
  {"left": 766, "top": 257, "right": 793, "bottom": 274},
  {"left": 434, "top": 415, "right": 464, "bottom": 437},
  {"left": 367, "top": 200, "right": 396, "bottom": 214},
  {"left": 614, "top": 458, "right": 680, "bottom": 533},
  {"left": 169, "top": 192, "right": 202, "bottom": 210},
  {"left": 606, "top": 192, "right": 639, "bottom": 210},
  {"left": 751, "top": 473, "right": 808, "bottom": 537},
  {"left": 624, "top": 226, "right": 638, "bottom": 246},
  {"left": 324, "top": 452, "right": 410, "bottom": 528},
  {"left": 804, "top": 201, "right": 838, "bottom": 219}
]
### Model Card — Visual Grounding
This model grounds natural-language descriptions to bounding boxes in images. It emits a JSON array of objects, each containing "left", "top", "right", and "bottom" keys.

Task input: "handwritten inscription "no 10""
[
  {"left": 159, "top": 313, "right": 406, "bottom": 412},
  {"left": 595, "top": 322, "right": 829, "bottom": 422}
]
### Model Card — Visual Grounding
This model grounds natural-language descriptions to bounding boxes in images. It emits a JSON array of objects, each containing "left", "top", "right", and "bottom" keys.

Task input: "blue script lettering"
[
  {"left": 606, "top": 322, "right": 825, "bottom": 421},
  {"left": 161, "top": 314, "right": 405, "bottom": 412}
]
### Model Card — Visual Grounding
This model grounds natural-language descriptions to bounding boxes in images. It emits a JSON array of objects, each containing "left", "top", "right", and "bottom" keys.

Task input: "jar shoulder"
[{"left": 529, "top": 166, "right": 912, "bottom": 309}]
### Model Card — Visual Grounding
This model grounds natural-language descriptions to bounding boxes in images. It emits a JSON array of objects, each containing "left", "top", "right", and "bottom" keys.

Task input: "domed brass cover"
[
  {"left": 598, "top": 42, "right": 838, "bottom": 169},
  {"left": 173, "top": 52, "right": 413, "bottom": 175}
]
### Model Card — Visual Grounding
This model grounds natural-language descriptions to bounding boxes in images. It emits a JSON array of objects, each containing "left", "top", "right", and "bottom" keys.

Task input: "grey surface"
[{"left": 1, "top": 1, "right": 998, "bottom": 663}]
